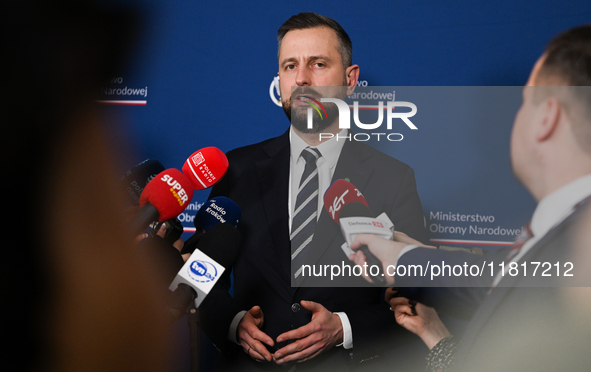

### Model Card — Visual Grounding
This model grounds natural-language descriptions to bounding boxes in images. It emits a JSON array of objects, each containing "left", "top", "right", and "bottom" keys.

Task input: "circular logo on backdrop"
[
  {"left": 188, "top": 260, "right": 218, "bottom": 283},
  {"left": 269, "top": 76, "right": 281, "bottom": 107}
]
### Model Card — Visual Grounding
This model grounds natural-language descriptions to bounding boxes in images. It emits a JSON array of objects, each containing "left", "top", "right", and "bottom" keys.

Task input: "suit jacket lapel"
[{"left": 256, "top": 130, "right": 292, "bottom": 278}]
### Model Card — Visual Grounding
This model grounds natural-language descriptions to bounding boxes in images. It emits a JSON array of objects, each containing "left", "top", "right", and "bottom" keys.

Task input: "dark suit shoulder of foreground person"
[{"left": 455, "top": 202, "right": 591, "bottom": 372}]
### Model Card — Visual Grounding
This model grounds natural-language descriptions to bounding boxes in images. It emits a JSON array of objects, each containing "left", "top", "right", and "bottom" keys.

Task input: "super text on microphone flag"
[{"left": 139, "top": 168, "right": 194, "bottom": 223}]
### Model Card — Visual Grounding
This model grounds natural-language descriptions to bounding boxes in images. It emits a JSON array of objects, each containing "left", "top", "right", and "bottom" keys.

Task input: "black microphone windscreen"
[
  {"left": 339, "top": 202, "right": 374, "bottom": 219},
  {"left": 196, "top": 223, "right": 241, "bottom": 269},
  {"left": 121, "top": 158, "right": 165, "bottom": 205}
]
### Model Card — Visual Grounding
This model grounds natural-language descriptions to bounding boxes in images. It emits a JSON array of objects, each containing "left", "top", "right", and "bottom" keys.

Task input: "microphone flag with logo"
[
  {"left": 133, "top": 168, "right": 195, "bottom": 233},
  {"left": 182, "top": 147, "right": 229, "bottom": 191},
  {"left": 323, "top": 179, "right": 392, "bottom": 284}
]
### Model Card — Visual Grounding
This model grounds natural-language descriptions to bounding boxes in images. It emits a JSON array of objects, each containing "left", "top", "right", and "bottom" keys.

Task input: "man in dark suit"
[
  {"left": 350, "top": 24, "right": 591, "bottom": 371},
  {"left": 451, "top": 24, "right": 591, "bottom": 371},
  {"left": 199, "top": 12, "right": 428, "bottom": 371}
]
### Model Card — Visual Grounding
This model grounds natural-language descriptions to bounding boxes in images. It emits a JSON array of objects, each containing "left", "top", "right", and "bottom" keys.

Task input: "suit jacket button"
[{"left": 291, "top": 303, "right": 301, "bottom": 312}]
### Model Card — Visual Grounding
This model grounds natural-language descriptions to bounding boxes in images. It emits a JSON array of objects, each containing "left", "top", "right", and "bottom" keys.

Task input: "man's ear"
[
  {"left": 345, "top": 64, "right": 359, "bottom": 96},
  {"left": 536, "top": 97, "right": 561, "bottom": 142}
]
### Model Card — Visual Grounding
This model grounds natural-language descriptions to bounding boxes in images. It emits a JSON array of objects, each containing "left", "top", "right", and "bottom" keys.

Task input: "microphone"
[
  {"left": 181, "top": 196, "right": 241, "bottom": 255},
  {"left": 182, "top": 147, "right": 229, "bottom": 191},
  {"left": 169, "top": 223, "right": 241, "bottom": 313},
  {"left": 323, "top": 179, "right": 369, "bottom": 221},
  {"left": 323, "top": 179, "right": 392, "bottom": 284},
  {"left": 120, "top": 158, "right": 165, "bottom": 206},
  {"left": 339, "top": 202, "right": 394, "bottom": 246},
  {"left": 132, "top": 168, "right": 195, "bottom": 234}
]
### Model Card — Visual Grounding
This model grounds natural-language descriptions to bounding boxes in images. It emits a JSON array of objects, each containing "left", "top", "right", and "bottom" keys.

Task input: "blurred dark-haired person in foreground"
[
  {"left": 350, "top": 24, "right": 591, "bottom": 371},
  {"left": 2, "top": 2, "right": 176, "bottom": 371}
]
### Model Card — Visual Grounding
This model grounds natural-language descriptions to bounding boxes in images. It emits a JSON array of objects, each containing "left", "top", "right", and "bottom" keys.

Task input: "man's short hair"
[
  {"left": 277, "top": 12, "right": 353, "bottom": 68},
  {"left": 537, "top": 24, "right": 591, "bottom": 86},
  {"left": 536, "top": 24, "right": 591, "bottom": 153}
]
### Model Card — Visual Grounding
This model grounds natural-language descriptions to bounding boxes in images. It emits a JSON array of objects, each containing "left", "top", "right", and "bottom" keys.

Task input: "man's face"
[
  {"left": 510, "top": 56, "right": 545, "bottom": 189},
  {"left": 277, "top": 26, "right": 357, "bottom": 133}
]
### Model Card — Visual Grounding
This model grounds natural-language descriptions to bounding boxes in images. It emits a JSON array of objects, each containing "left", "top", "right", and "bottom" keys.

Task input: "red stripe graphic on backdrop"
[
  {"left": 96, "top": 100, "right": 147, "bottom": 105},
  {"left": 430, "top": 239, "right": 513, "bottom": 247}
]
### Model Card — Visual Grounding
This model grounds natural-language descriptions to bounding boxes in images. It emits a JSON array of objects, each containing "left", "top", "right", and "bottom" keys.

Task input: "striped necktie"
[{"left": 291, "top": 147, "right": 321, "bottom": 280}]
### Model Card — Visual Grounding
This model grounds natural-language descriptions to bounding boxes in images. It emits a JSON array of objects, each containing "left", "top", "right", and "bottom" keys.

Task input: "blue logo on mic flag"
[{"left": 188, "top": 260, "right": 218, "bottom": 283}]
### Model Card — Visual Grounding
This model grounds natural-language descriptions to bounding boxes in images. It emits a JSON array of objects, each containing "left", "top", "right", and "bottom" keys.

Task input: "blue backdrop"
[
  {"left": 101, "top": 1, "right": 591, "bottom": 369},
  {"left": 106, "top": 0, "right": 590, "bottom": 245}
]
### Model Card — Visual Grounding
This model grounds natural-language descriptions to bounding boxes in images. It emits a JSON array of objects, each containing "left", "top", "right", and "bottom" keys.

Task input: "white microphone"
[
  {"left": 168, "top": 223, "right": 241, "bottom": 312},
  {"left": 340, "top": 209, "right": 394, "bottom": 246}
]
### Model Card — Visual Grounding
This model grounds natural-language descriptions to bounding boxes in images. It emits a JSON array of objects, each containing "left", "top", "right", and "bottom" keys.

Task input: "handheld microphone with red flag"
[
  {"left": 323, "top": 179, "right": 393, "bottom": 284},
  {"left": 132, "top": 168, "right": 195, "bottom": 234},
  {"left": 323, "top": 179, "right": 369, "bottom": 221}
]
